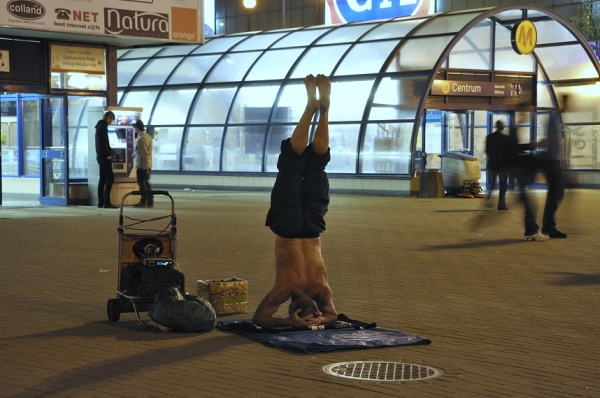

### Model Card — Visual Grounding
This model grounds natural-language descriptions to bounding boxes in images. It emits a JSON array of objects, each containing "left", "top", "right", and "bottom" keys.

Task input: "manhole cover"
[{"left": 323, "top": 361, "right": 442, "bottom": 382}]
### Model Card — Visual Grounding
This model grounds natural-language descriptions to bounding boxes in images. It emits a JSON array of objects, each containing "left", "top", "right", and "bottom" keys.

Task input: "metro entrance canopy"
[{"left": 117, "top": 4, "right": 600, "bottom": 192}]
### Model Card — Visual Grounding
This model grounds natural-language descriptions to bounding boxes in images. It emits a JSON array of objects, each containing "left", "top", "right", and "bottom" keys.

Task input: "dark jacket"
[
  {"left": 486, "top": 130, "right": 518, "bottom": 171},
  {"left": 95, "top": 119, "right": 112, "bottom": 162}
]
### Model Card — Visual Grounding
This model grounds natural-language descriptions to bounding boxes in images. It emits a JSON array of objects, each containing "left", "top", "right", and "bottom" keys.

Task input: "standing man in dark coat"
[
  {"left": 485, "top": 120, "right": 513, "bottom": 210},
  {"left": 95, "top": 111, "right": 118, "bottom": 209}
]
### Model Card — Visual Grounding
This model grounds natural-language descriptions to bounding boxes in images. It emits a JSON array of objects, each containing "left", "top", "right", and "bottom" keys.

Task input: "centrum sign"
[
  {"left": 431, "top": 80, "right": 523, "bottom": 97},
  {"left": 0, "top": 0, "right": 203, "bottom": 44}
]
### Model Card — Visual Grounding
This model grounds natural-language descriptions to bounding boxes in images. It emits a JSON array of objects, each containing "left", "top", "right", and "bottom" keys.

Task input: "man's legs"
[
  {"left": 540, "top": 159, "right": 565, "bottom": 235},
  {"left": 136, "top": 168, "right": 148, "bottom": 204},
  {"left": 97, "top": 159, "right": 114, "bottom": 207},
  {"left": 97, "top": 162, "right": 107, "bottom": 207},
  {"left": 265, "top": 75, "right": 319, "bottom": 238},
  {"left": 302, "top": 75, "right": 331, "bottom": 238},
  {"left": 146, "top": 170, "right": 153, "bottom": 205},
  {"left": 497, "top": 171, "right": 508, "bottom": 210},
  {"left": 136, "top": 169, "right": 152, "bottom": 205},
  {"left": 103, "top": 163, "right": 115, "bottom": 206},
  {"left": 514, "top": 167, "right": 545, "bottom": 240},
  {"left": 486, "top": 170, "right": 497, "bottom": 203}
]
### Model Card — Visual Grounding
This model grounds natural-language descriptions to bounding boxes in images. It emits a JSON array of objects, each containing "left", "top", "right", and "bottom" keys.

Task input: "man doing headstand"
[{"left": 252, "top": 74, "right": 338, "bottom": 327}]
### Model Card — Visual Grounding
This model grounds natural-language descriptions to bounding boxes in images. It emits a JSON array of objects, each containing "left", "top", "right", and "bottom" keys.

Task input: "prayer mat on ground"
[{"left": 216, "top": 314, "right": 431, "bottom": 353}]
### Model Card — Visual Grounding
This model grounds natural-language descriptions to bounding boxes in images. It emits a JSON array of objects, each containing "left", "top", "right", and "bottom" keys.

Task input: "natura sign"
[{"left": 105, "top": 8, "right": 169, "bottom": 39}]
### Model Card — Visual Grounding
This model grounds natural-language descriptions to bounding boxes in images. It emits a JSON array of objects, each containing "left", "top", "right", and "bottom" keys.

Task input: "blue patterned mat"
[{"left": 217, "top": 314, "right": 431, "bottom": 353}]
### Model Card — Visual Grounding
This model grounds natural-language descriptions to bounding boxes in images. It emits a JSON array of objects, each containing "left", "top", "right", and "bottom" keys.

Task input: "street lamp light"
[{"left": 243, "top": 0, "right": 256, "bottom": 31}]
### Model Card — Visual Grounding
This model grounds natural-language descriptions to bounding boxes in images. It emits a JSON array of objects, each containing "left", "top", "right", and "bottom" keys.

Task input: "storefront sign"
[
  {"left": 431, "top": 80, "right": 523, "bottom": 97},
  {"left": 51, "top": 45, "right": 105, "bottom": 74},
  {"left": 0, "top": 0, "right": 203, "bottom": 44},
  {"left": 325, "top": 0, "right": 433, "bottom": 24},
  {"left": 511, "top": 20, "right": 537, "bottom": 55}
]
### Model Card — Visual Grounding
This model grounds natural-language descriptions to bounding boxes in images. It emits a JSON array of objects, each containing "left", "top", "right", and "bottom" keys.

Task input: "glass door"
[
  {"left": 444, "top": 111, "right": 473, "bottom": 154},
  {"left": 39, "top": 95, "right": 68, "bottom": 206}
]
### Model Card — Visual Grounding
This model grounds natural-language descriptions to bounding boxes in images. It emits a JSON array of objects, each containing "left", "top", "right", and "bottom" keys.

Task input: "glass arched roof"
[{"left": 117, "top": 5, "right": 600, "bottom": 176}]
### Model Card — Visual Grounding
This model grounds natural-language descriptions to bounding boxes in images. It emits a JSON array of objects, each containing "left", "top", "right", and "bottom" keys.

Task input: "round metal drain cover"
[{"left": 323, "top": 361, "right": 442, "bottom": 382}]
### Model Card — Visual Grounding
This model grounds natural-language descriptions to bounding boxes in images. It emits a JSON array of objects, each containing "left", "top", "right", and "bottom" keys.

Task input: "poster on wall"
[
  {"left": 1, "top": 0, "right": 204, "bottom": 44},
  {"left": 325, "top": 0, "right": 434, "bottom": 25}
]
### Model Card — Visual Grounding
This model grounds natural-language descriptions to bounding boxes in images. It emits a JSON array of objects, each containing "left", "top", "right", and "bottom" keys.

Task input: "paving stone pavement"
[{"left": 1, "top": 188, "right": 599, "bottom": 398}]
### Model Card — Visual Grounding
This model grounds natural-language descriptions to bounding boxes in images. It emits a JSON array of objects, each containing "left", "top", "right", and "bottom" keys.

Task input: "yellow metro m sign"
[{"left": 511, "top": 20, "right": 537, "bottom": 55}]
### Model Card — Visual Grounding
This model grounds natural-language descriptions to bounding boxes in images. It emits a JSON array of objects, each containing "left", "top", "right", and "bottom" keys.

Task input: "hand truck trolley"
[{"left": 106, "top": 190, "right": 184, "bottom": 325}]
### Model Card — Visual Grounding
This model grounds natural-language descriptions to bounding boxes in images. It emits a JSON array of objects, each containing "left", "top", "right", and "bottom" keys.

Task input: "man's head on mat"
[{"left": 289, "top": 295, "right": 321, "bottom": 318}]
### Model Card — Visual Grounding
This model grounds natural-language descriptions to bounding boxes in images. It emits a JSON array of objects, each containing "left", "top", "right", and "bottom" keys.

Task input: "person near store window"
[
  {"left": 95, "top": 111, "right": 118, "bottom": 209},
  {"left": 131, "top": 120, "right": 154, "bottom": 208}
]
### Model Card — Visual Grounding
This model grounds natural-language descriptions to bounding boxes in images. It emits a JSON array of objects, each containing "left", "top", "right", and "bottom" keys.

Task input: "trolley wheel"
[{"left": 107, "top": 299, "right": 121, "bottom": 322}]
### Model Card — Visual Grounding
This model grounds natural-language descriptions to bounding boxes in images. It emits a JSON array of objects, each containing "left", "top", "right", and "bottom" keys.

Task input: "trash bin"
[{"left": 419, "top": 170, "right": 445, "bottom": 198}]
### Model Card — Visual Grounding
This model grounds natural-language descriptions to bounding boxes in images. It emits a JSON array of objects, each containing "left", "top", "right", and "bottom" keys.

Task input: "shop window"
[
  {"left": 153, "top": 127, "right": 184, "bottom": 171},
  {"left": 232, "top": 32, "right": 287, "bottom": 52},
  {"left": 120, "top": 89, "right": 159, "bottom": 119},
  {"left": 369, "top": 75, "right": 427, "bottom": 120},
  {"left": 388, "top": 36, "right": 452, "bottom": 71},
  {"left": 228, "top": 84, "right": 280, "bottom": 124},
  {"left": 566, "top": 124, "right": 600, "bottom": 169},
  {"left": 328, "top": 123, "right": 360, "bottom": 173},
  {"left": 361, "top": 122, "right": 411, "bottom": 174},
  {"left": 317, "top": 24, "right": 376, "bottom": 45},
  {"left": 335, "top": 41, "right": 399, "bottom": 76},
  {"left": 360, "top": 19, "right": 424, "bottom": 42},
  {"left": 51, "top": 71, "right": 107, "bottom": 91},
  {"left": 68, "top": 96, "right": 105, "bottom": 179},
  {"left": 271, "top": 29, "right": 329, "bottom": 49},
  {"left": 291, "top": 45, "right": 350, "bottom": 78},
  {"left": 328, "top": 80, "right": 374, "bottom": 122},
  {"left": 448, "top": 22, "right": 492, "bottom": 70},
  {"left": 132, "top": 58, "right": 184, "bottom": 86},
  {"left": 182, "top": 127, "right": 224, "bottom": 171},
  {"left": 22, "top": 99, "right": 40, "bottom": 177},
  {"left": 117, "top": 59, "right": 147, "bottom": 86},
  {"left": 206, "top": 52, "right": 262, "bottom": 83},
  {"left": 535, "top": 45, "right": 599, "bottom": 81},
  {"left": 151, "top": 88, "right": 197, "bottom": 125},
  {"left": 190, "top": 86, "right": 237, "bottom": 125},
  {"left": 246, "top": 48, "right": 303, "bottom": 81},
  {"left": 167, "top": 55, "right": 220, "bottom": 85},
  {"left": 275, "top": 83, "right": 318, "bottom": 123},
  {"left": 222, "top": 126, "right": 264, "bottom": 172},
  {"left": 0, "top": 98, "right": 18, "bottom": 176}
]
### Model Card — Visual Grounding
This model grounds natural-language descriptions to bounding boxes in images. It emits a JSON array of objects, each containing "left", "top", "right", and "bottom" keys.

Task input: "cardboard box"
[{"left": 196, "top": 278, "right": 248, "bottom": 315}]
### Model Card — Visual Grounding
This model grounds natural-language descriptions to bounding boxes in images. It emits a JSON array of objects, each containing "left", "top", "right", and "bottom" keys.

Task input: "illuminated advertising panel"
[
  {"left": 325, "top": 0, "right": 434, "bottom": 24},
  {"left": 1, "top": 0, "right": 204, "bottom": 44}
]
